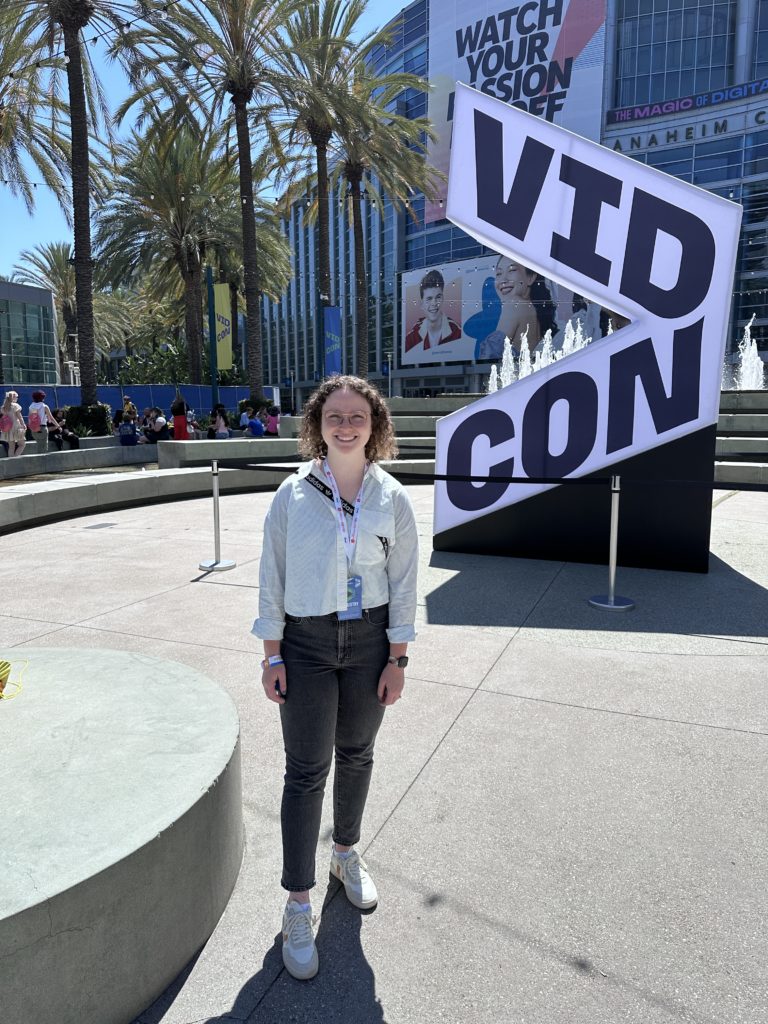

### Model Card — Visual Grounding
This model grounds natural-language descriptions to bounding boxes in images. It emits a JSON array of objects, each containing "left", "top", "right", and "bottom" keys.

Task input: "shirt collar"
[
  {"left": 419, "top": 315, "right": 452, "bottom": 342},
  {"left": 296, "top": 458, "right": 386, "bottom": 484}
]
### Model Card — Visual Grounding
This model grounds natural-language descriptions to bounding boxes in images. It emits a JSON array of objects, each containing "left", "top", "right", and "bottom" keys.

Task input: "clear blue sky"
[{"left": 0, "top": 0, "right": 400, "bottom": 279}]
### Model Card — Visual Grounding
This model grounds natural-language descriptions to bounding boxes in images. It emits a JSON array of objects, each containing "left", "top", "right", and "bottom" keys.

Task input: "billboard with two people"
[{"left": 401, "top": 252, "right": 614, "bottom": 366}]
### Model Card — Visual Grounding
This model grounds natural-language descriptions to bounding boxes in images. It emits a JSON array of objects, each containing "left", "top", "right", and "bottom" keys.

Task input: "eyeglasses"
[{"left": 323, "top": 412, "right": 369, "bottom": 427}]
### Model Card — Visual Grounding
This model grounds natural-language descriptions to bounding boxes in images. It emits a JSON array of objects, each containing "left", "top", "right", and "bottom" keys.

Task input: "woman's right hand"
[{"left": 262, "top": 663, "right": 287, "bottom": 705}]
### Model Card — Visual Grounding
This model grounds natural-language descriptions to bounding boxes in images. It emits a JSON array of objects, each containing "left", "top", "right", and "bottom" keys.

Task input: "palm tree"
[
  {"left": 276, "top": 0, "right": 387, "bottom": 313},
  {"left": 13, "top": 241, "right": 139, "bottom": 368},
  {"left": 122, "top": 0, "right": 301, "bottom": 395},
  {"left": 95, "top": 121, "right": 242, "bottom": 383},
  {"left": 0, "top": 12, "right": 71, "bottom": 215},
  {"left": 13, "top": 243, "right": 78, "bottom": 362},
  {"left": 330, "top": 72, "right": 442, "bottom": 377},
  {"left": 7, "top": 0, "right": 156, "bottom": 406},
  {"left": 209, "top": 147, "right": 293, "bottom": 383}
]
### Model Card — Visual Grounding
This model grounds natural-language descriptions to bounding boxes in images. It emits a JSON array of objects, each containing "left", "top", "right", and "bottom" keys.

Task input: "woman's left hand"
[{"left": 377, "top": 664, "right": 405, "bottom": 706}]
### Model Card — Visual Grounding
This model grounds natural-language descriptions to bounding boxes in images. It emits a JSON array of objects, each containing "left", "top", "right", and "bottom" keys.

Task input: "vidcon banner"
[
  {"left": 426, "top": 0, "right": 606, "bottom": 223},
  {"left": 401, "top": 253, "right": 605, "bottom": 366},
  {"left": 434, "top": 83, "right": 741, "bottom": 538}
]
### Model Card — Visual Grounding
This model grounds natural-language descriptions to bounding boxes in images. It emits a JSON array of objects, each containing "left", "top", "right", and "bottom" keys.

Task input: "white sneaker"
[
  {"left": 281, "top": 901, "right": 318, "bottom": 980},
  {"left": 330, "top": 848, "right": 378, "bottom": 909}
]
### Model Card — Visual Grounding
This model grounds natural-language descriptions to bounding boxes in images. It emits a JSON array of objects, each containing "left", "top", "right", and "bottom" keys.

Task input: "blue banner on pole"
[{"left": 323, "top": 306, "right": 342, "bottom": 377}]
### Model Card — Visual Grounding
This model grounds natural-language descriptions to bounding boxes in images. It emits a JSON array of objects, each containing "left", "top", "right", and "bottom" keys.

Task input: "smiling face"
[
  {"left": 320, "top": 387, "right": 373, "bottom": 463},
  {"left": 495, "top": 257, "right": 537, "bottom": 302},
  {"left": 421, "top": 286, "right": 444, "bottom": 326}
]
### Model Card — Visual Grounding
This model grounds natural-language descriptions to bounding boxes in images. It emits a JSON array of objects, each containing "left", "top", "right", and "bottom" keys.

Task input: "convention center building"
[
  {"left": 263, "top": 0, "right": 768, "bottom": 401},
  {"left": 0, "top": 280, "right": 58, "bottom": 385}
]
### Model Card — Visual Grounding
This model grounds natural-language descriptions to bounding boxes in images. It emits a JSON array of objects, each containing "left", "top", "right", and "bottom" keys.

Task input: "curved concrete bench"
[
  {"left": 0, "top": 459, "right": 437, "bottom": 534},
  {"left": 0, "top": 647, "right": 242, "bottom": 1024},
  {"left": 0, "top": 443, "right": 157, "bottom": 481}
]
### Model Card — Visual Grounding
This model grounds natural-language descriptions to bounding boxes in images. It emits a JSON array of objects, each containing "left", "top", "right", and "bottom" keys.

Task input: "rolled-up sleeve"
[
  {"left": 386, "top": 487, "right": 418, "bottom": 643},
  {"left": 251, "top": 484, "right": 289, "bottom": 640}
]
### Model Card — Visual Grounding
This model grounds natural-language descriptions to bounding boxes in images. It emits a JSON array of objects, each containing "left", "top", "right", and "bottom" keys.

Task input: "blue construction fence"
[{"left": 2, "top": 385, "right": 280, "bottom": 417}]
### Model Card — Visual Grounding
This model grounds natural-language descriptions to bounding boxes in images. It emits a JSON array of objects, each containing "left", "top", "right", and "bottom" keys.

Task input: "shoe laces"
[
  {"left": 343, "top": 850, "right": 366, "bottom": 882},
  {"left": 285, "top": 906, "right": 315, "bottom": 946}
]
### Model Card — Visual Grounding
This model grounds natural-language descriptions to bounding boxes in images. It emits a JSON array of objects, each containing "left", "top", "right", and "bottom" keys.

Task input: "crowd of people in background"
[{"left": 1, "top": 388, "right": 283, "bottom": 458}]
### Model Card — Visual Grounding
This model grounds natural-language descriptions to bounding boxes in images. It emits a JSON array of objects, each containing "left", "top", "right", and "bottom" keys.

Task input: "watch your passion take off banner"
[
  {"left": 433, "top": 84, "right": 742, "bottom": 572},
  {"left": 426, "top": 0, "right": 607, "bottom": 223}
]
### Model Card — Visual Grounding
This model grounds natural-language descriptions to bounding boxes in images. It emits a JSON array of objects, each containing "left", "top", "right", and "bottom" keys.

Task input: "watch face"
[{"left": 397, "top": 656, "right": 409, "bottom": 668}]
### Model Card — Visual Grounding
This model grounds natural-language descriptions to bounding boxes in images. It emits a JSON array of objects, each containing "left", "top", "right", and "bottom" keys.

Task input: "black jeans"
[{"left": 279, "top": 605, "right": 390, "bottom": 892}]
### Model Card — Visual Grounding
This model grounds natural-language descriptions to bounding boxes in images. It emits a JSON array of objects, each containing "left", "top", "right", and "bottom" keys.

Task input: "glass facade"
[
  {"left": 0, "top": 284, "right": 57, "bottom": 385},
  {"left": 615, "top": 0, "right": 736, "bottom": 108},
  {"left": 752, "top": 0, "right": 768, "bottom": 76},
  {"left": 610, "top": 0, "right": 768, "bottom": 351}
]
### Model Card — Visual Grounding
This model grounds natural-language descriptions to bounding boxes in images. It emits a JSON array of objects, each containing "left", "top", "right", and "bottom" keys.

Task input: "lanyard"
[{"left": 322, "top": 459, "right": 368, "bottom": 563}]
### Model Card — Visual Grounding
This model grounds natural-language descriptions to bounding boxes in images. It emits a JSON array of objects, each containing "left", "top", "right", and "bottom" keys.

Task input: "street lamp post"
[
  {"left": 290, "top": 368, "right": 295, "bottom": 413},
  {"left": 387, "top": 353, "right": 392, "bottom": 399}
]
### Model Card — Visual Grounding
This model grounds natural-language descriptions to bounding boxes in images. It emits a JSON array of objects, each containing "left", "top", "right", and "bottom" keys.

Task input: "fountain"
[
  {"left": 485, "top": 318, "right": 594, "bottom": 392},
  {"left": 734, "top": 315, "right": 766, "bottom": 391},
  {"left": 518, "top": 331, "right": 532, "bottom": 379},
  {"left": 500, "top": 337, "right": 517, "bottom": 387}
]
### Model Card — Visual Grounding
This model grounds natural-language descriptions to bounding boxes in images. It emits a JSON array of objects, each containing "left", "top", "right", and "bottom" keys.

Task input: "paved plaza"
[{"left": 2, "top": 483, "right": 767, "bottom": 1024}]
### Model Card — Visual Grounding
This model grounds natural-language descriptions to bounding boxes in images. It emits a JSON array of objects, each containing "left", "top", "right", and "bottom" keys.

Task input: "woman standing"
[
  {"left": 27, "top": 390, "right": 58, "bottom": 454},
  {"left": 0, "top": 391, "right": 27, "bottom": 457},
  {"left": 252, "top": 375, "right": 418, "bottom": 981},
  {"left": 170, "top": 392, "right": 190, "bottom": 441}
]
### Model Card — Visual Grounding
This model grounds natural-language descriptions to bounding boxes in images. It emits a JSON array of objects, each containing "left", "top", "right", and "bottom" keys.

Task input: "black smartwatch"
[{"left": 387, "top": 655, "right": 409, "bottom": 668}]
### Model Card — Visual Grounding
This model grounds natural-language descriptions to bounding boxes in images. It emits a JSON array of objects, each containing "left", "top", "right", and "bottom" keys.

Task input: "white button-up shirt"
[{"left": 252, "top": 460, "right": 418, "bottom": 643}]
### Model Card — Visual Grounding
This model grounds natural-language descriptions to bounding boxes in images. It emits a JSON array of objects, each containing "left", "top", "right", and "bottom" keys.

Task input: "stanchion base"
[
  {"left": 588, "top": 594, "right": 635, "bottom": 611},
  {"left": 198, "top": 559, "right": 237, "bottom": 572}
]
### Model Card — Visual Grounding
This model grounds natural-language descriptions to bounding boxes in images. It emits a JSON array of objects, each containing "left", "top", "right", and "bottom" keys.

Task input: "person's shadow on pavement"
[{"left": 202, "top": 878, "right": 387, "bottom": 1024}]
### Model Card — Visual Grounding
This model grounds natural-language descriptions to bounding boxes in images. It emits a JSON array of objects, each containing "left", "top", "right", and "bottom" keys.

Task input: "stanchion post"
[
  {"left": 199, "top": 459, "right": 236, "bottom": 572},
  {"left": 589, "top": 475, "right": 635, "bottom": 612}
]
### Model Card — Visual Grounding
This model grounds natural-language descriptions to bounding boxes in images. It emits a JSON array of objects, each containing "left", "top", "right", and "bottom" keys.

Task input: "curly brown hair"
[{"left": 298, "top": 375, "right": 398, "bottom": 463}]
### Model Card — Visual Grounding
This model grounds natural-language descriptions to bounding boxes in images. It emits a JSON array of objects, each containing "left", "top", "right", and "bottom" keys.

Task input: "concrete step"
[
  {"left": 717, "top": 413, "right": 768, "bottom": 435},
  {"left": 714, "top": 461, "right": 768, "bottom": 486},
  {"left": 719, "top": 390, "right": 768, "bottom": 413}
]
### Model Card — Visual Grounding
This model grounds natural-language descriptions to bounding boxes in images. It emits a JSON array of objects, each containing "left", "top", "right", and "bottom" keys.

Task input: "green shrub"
[
  {"left": 64, "top": 403, "right": 112, "bottom": 437},
  {"left": 238, "top": 394, "right": 268, "bottom": 415}
]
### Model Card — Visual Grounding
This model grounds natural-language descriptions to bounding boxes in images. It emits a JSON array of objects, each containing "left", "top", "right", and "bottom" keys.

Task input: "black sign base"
[{"left": 433, "top": 425, "right": 717, "bottom": 573}]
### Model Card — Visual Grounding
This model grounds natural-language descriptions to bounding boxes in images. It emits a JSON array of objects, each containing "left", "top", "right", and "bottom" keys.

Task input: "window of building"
[
  {"left": 754, "top": 0, "right": 768, "bottom": 77},
  {"left": 615, "top": 0, "right": 736, "bottom": 108}
]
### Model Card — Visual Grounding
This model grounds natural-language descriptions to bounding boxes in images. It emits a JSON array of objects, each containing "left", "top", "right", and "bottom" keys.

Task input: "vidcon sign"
[{"left": 434, "top": 84, "right": 741, "bottom": 538}]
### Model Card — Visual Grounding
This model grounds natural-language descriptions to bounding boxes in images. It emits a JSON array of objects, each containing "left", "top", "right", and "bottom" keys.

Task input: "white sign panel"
[
  {"left": 426, "top": 0, "right": 607, "bottom": 222},
  {"left": 434, "top": 84, "right": 742, "bottom": 536}
]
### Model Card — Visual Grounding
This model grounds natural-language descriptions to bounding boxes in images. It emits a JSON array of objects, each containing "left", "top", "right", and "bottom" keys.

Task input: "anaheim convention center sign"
[{"left": 433, "top": 84, "right": 742, "bottom": 571}]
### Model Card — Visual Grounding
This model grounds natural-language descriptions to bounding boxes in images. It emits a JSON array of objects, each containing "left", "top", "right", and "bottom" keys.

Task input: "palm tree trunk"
[
  {"left": 349, "top": 176, "right": 368, "bottom": 379},
  {"left": 193, "top": 265, "right": 205, "bottom": 384},
  {"left": 62, "top": 305, "right": 78, "bottom": 362},
  {"left": 311, "top": 129, "right": 332, "bottom": 308},
  {"left": 182, "top": 269, "right": 203, "bottom": 384},
  {"left": 233, "top": 96, "right": 263, "bottom": 396},
  {"left": 62, "top": 23, "right": 97, "bottom": 406}
]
